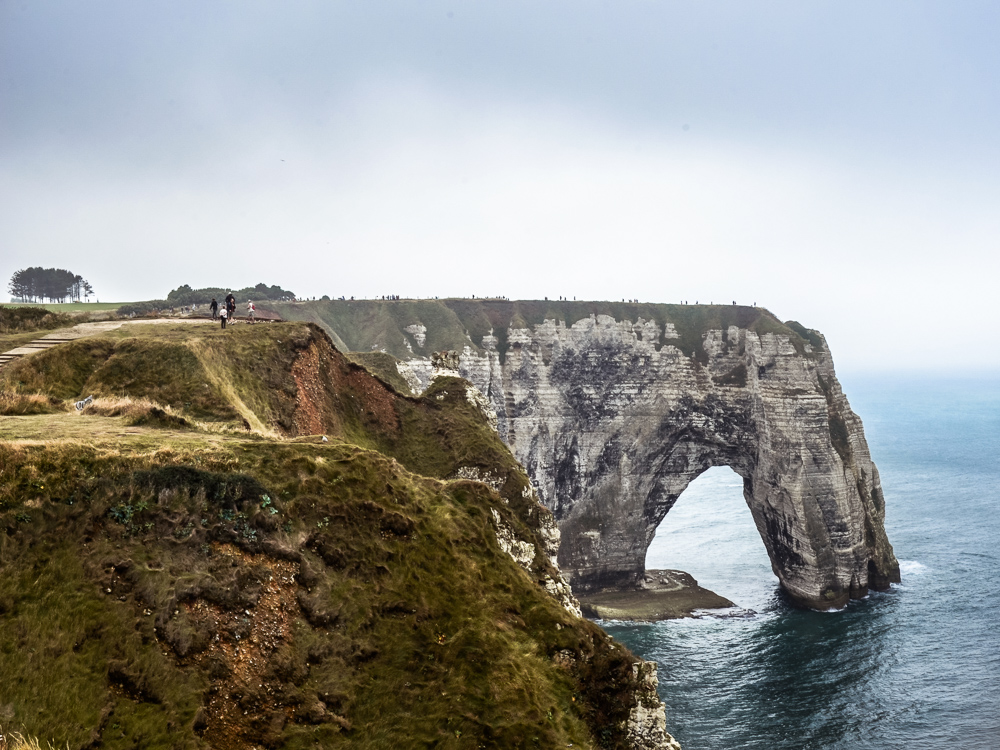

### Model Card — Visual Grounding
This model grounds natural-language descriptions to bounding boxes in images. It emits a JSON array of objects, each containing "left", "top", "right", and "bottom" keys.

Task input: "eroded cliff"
[
  {"left": 0, "top": 320, "right": 679, "bottom": 749},
  {"left": 270, "top": 300, "right": 901, "bottom": 610}
]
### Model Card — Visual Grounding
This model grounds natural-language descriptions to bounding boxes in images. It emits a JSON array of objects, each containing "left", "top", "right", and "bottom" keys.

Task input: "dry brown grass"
[
  {"left": 0, "top": 392, "right": 65, "bottom": 416},
  {"left": 80, "top": 395, "right": 162, "bottom": 418},
  {"left": 81, "top": 396, "right": 191, "bottom": 428},
  {"left": 190, "top": 418, "right": 281, "bottom": 439},
  {"left": 0, "top": 727, "right": 68, "bottom": 750}
]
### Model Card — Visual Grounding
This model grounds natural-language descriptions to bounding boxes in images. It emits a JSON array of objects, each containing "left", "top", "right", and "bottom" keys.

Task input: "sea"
[{"left": 602, "top": 374, "right": 1000, "bottom": 750}]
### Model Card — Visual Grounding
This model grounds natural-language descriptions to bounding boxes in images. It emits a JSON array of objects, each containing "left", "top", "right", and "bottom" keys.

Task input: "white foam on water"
[
  {"left": 690, "top": 606, "right": 759, "bottom": 620},
  {"left": 898, "top": 560, "right": 928, "bottom": 575}
]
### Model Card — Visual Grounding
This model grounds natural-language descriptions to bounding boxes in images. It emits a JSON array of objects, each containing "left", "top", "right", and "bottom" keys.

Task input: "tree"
[
  {"left": 167, "top": 284, "right": 193, "bottom": 303},
  {"left": 8, "top": 268, "right": 31, "bottom": 302},
  {"left": 7, "top": 267, "right": 94, "bottom": 303},
  {"left": 163, "top": 283, "right": 297, "bottom": 306}
]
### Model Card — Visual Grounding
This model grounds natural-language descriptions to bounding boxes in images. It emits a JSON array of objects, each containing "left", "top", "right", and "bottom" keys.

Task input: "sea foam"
[{"left": 898, "top": 560, "right": 928, "bottom": 575}]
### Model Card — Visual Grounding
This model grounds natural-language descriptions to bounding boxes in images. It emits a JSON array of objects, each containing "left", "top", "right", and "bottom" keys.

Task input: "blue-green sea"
[{"left": 603, "top": 374, "right": 1000, "bottom": 749}]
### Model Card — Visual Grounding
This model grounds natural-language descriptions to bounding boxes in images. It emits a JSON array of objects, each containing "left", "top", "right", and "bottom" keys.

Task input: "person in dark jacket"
[{"left": 209, "top": 298, "right": 218, "bottom": 319}]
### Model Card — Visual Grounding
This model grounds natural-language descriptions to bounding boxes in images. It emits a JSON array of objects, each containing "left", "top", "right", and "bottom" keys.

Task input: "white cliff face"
[
  {"left": 406, "top": 313, "right": 898, "bottom": 610},
  {"left": 487, "top": 503, "right": 586, "bottom": 619},
  {"left": 627, "top": 663, "right": 682, "bottom": 750},
  {"left": 404, "top": 323, "right": 427, "bottom": 348},
  {"left": 490, "top": 507, "right": 537, "bottom": 567}
]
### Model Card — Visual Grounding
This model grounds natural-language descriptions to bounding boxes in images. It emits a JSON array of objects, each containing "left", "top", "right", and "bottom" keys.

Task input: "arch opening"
[{"left": 645, "top": 466, "right": 777, "bottom": 611}]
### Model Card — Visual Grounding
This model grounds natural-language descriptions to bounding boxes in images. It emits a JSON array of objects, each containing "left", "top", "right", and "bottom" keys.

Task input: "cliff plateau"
[
  {"left": 267, "top": 300, "right": 901, "bottom": 611},
  {"left": 0, "top": 319, "right": 679, "bottom": 750}
]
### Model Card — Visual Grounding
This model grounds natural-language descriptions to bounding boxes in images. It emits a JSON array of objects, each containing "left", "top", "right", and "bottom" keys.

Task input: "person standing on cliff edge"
[
  {"left": 225, "top": 292, "right": 236, "bottom": 322},
  {"left": 209, "top": 298, "right": 218, "bottom": 319}
]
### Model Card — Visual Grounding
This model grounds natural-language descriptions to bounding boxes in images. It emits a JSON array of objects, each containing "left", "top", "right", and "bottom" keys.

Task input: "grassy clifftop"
[
  {"left": 0, "top": 322, "right": 661, "bottom": 749},
  {"left": 263, "top": 299, "right": 820, "bottom": 362}
]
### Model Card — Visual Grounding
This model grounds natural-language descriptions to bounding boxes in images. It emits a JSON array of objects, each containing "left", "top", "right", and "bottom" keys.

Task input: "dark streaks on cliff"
[
  {"left": 264, "top": 299, "right": 900, "bottom": 611},
  {"left": 549, "top": 342, "right": 651, "bottom": 426}
]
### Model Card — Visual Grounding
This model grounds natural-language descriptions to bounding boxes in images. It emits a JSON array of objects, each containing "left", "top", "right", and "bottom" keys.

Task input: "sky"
[{"left": 2, "top": 1, "right": 999, "bottom": 373}]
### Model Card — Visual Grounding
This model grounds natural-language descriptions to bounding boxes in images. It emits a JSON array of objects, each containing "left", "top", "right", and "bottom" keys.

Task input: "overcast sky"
[{"left": 2, "top": 1, "right": 998, "bottom": 372}]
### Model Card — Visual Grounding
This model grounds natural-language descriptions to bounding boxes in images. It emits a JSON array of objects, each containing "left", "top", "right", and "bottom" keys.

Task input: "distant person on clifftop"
[
  {"left": 210, "top": 298, "right": 218, "bottom": 319},
  {"left": 247, "top": 300, "right": 255, "bottom": 323},
  {"left": 219, "top": 307, "right": 227, "bottom": 329},
  {"left": 225, "top": 292, "right": 236, "bottom": 321}
]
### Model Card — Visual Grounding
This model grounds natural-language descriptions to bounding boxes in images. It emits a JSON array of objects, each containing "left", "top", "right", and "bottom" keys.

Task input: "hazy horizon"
[{"left": 3, "top": 2, "right": 999, "bottom": 374}]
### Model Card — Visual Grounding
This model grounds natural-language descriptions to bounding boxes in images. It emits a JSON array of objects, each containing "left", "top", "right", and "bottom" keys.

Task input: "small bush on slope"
[{"left": 0, "top": 306, "right": 73, "bottom": 334}]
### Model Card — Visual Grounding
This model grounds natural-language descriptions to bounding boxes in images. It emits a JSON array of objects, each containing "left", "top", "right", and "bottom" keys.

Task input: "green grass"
[
  {"left": 0, "top": 321, "right": 660, "bottom": 750},
  {"left": 1, "top": 302, "right": 125, "bottom": 312},
  {"left": 0, "top": 428, "right": 638, "bottom": 749},
  {"left": 266, "top": 299, "right": 822, "bottom": 365},
  {"left": 0, "top": 330, "right": 49, "bottom": 353},
  {"left": 264, "top": 300, "right": 476, "bottom": 360},
  {"left": 0, "top": 322, "right": 314, "bottom": 427}
]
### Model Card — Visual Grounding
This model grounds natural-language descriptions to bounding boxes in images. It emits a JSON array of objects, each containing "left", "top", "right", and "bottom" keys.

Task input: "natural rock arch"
[
  {"left": 499, "top": 319, "right": 900, "bottom": 610},
  {"left": 283, "top": 300, "right": 902, "bottom": 611}
]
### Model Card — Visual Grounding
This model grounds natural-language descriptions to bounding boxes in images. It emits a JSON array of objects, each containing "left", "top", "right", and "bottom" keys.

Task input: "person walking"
[
  {"left": 210, "top": 298, "right": 218, "bottom": 319},
  {"left": 219, "top": 307, "right": 227, "bottom": 329},
  {"left": 247, "top": 300, "right": 255, "bottom": 323}
]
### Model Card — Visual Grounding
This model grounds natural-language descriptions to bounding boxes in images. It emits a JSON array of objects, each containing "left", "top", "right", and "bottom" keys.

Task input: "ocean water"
[{"left": 603, "top": 374, "right": 1000, "bottom": 749}]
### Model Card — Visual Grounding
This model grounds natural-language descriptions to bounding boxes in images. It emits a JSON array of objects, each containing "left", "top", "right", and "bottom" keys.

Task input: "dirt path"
[{"left": 0, "top": 318, "right": 214, "bottom": 370}]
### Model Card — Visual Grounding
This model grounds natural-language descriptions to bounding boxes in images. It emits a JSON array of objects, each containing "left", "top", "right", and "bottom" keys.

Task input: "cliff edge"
[
  {"left": 268, "top": 300, "right": 901, "bottom": 610},
  {"left": 0, "top": 320, "right": 679, "bottom": 749}
]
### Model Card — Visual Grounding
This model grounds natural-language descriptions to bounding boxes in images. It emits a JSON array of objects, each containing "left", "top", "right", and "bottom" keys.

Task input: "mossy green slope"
[
  {"left": 264, "top": 299, "right": 820, "bottom": 363},
  {"left": 0, "top": 323, "right": 316, "bottom": 429},
  {"left": 0, "top": 322, "right": 656, "bottom": 750},
  {"left": 261, "top": 300, "right": 472, "bottom": 360}
]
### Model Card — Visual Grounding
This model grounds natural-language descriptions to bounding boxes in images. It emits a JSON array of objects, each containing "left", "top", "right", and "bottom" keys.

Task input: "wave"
[{"left": 898, "top": 560, "right": 928, "bottom": 575}]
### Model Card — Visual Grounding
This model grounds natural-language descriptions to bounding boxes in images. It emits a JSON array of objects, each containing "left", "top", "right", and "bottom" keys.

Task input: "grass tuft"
[
  {"left": 81, "top": 396, "right": 190, "bottom": 428},
  {"left": 0, "top": 392, "right": 66, "bottom": 416},
  {"left": 0, "top": 727, "right": 69, "bottom": 750}
]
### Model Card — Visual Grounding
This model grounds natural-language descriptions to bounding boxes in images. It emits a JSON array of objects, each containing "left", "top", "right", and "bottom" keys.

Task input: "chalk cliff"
[{"left": 268, "top": 300, "right": 901, "bottom": 610}]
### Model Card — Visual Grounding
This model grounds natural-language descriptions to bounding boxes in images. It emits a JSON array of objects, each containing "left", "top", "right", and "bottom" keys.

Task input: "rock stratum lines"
[{"left": 272, "top": 300, "right": 901, "bottom": 611}]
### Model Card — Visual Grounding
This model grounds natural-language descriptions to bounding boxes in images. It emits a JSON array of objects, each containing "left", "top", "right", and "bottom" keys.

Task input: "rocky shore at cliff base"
[{"left": 578, "top": 569, "right": 738, "bottom": 621}]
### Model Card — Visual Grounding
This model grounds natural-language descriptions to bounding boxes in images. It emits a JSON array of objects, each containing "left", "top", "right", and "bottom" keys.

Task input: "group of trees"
[
  {"left": 166, "top": 283, "right": 296, "bottom": 306},
  {"left": 117, "top": 282, "right": 296, "bottom": 316},
  {"left": 8, "top": 267, "right": 94, "bottom": 303}
]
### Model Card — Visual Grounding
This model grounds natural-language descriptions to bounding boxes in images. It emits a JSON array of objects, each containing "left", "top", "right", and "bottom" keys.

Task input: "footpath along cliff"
[{"left": 267, "top": 300, "right": 900, "bottom": 610}]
